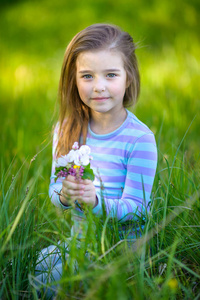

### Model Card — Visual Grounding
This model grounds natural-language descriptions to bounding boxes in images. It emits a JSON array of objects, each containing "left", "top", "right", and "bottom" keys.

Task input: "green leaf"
[
  {"left": 82, "top": 164, "right": 95, "bottom": 181},
  {"left": 55, "top": 166, "right": 66, "bottom": 174}
]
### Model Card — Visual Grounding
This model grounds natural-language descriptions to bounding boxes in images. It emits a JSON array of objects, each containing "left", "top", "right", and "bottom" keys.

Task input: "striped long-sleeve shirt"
[{"left": 49, "top": 109, "right": 157, "bottom": 237}]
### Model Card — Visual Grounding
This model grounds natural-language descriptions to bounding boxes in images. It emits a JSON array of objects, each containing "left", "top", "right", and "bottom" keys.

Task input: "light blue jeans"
[
  {"left": 33, "top": 240, "right": 72, "bottom": 298},
  {"left": 32, "top": 228, "right": 138, "bottom": 298}
]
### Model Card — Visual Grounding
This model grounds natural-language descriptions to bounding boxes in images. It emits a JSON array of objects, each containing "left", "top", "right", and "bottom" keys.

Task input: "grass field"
[{"left": 0, "top": 0, "right": 200, "bottom": 298}]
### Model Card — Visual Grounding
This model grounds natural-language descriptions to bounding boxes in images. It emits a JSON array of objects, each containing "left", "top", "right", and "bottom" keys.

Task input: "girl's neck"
[{"left": 90, "top": 108, "right": 127, "bottom": 135}]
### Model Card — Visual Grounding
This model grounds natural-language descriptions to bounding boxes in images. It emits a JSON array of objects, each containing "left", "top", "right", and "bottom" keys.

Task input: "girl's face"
[{"left": 76, "top": 49, "right": 127, "bottom": 118}]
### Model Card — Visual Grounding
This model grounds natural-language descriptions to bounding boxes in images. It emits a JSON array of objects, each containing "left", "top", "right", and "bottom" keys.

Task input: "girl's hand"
[
  {"left": 77, "top": 179, "right": 97, "bottom": 208},
  {"left": 60, "top": 175, "right": 97, "bottom": 208}
]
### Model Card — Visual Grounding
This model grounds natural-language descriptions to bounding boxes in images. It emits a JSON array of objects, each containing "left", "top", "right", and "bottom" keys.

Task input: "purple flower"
[{"left": 57, "top": 170, "right": 68, "bottom": 178}]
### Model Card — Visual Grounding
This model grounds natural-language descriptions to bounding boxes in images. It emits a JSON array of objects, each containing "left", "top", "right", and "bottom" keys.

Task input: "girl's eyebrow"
[
  {"left": 104, "top": 69, "right": 121, "bottom": 72},
  {"left": 78, "top": 69, "right": 121, "bottom": 73},
  {"left": 78, "top": 70, "right": 92, "bottom": 74}
]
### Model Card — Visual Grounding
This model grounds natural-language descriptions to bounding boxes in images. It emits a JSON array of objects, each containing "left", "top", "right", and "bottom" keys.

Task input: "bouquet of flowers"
[{"left": 54, "top": 142, "right": 95, "bottom": 182}]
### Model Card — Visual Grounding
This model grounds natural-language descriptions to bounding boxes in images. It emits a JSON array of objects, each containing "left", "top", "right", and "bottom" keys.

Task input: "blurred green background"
[{"left": 0, "top": 0, "right": 199, "bottom": 194}]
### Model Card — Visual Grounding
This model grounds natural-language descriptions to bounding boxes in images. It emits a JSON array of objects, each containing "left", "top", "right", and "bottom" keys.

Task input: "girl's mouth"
[{"left": 91, "top": 97, "right": 110, "bottom": 101}]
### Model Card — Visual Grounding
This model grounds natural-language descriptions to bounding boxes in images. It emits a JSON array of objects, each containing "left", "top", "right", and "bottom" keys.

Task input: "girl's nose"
[
  {"left": 93, "top": 79, "right": 106, "bottom": 92},
  {"left": 93, "top": 86, "right": 106, "bottom": 92}
]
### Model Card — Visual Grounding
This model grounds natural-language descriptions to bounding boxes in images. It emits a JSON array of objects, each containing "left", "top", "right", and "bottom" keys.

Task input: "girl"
[{"left": 35, "top": 23, "right": 157, "bottom": 296}]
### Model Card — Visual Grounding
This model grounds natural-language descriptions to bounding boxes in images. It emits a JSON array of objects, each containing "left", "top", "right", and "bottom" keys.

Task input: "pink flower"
[{"left": 72, "top": 142, "right": 79, "bottom": 150}]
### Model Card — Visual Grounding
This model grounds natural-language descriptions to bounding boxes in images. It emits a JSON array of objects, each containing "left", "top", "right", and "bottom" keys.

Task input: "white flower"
[
  {"left": 74, "top": 151, "right": 81, "bottom": 166},
  {"left": 56, "top": 144, "right": 92, "bottom": 169},
  {"left": 55, "top": 155, "right": 69, "bottom": 167},
  {"left": 72, "top": 142, "right": 79, "bottom": 150},
  {"left": 80, "top": 154, "right": 90, "bottom": 166},
  {"left": 67, "top": 149, "right": 76, "bottom": 162},
  {"left": 79, "top": 145, "right": 91, "bottom": 155}
]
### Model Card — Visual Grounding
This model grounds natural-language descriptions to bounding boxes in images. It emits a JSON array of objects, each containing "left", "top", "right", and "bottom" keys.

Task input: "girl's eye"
[
  {"left": 82, "top": 74, "right": 93, "bottom": 79},
  {"left": 107, "top": 73, "right": 117, "bottom": 78}
]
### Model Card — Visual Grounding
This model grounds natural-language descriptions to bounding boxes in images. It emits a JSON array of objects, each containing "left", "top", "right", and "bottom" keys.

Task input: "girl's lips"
[{"left": 91, "top": 97, "right": 110, "bottom": 101}]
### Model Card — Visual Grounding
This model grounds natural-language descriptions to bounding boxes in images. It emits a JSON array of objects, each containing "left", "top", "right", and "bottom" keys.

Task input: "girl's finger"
[
  {"left": 63, "top": 179, "right": 85, "bottom": 191},
  {"left": 64, "top": 175, "right": 83, "bottom": 184},
  {"left": 62, "top": 186, "right": 84, "bottom": 197},
  {"left": 81, "top": 179, "right": 92, "bottom": 185}
]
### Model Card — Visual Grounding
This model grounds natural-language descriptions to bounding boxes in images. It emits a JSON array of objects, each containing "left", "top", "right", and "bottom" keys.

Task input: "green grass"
[
  {"left": 0, "top": 0, "right": 200, "bottom": 298},
  {"left": 1, "top": 146, "right": 200, "bottom": 299}
]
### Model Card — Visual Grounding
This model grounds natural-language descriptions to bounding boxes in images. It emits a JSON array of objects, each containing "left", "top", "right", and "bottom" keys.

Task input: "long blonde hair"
[{"left": 56, "top": 23, "right": 140, "bottom": 157}]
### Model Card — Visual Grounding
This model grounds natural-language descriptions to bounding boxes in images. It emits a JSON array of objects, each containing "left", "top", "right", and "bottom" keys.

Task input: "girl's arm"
[{"left": 49, "top": 124, "right": 70, "bottom": 209}]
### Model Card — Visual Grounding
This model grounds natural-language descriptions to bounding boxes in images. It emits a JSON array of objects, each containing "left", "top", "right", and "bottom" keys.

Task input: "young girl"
[{"left": 35, "top": 23, "right": 157, "bottom": 296}]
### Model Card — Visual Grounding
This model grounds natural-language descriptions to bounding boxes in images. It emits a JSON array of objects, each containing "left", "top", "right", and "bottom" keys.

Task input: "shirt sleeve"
[
  {"left": 92, "top": 133, "right": 158, "bottom": 222},
  {"left": 49, "top": 123, "right": 71, "bottom": 209}
]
